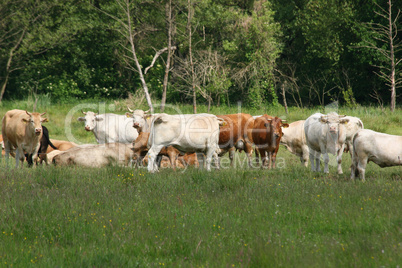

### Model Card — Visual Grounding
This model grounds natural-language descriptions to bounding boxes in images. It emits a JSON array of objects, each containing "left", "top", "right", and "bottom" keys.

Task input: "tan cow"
[
  {"left": 280, "top": 120, "right": 309, "bottom": 167},
  {"left": 2, "top": 110, "right": 47, "bottom": 168},
  {"left": 52, "top": 143, "right": 133, "bottom": 167},
  {"left": 47, "top": 139, "right": 78, "bottom": 153}
]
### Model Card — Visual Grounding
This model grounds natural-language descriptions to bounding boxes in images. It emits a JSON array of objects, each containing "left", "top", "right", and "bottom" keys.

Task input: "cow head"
[
  {"left": 77, "top": 111, "right": 102, "bottom": 131},
  {"left": 127, "top": 108, "right": 150, "bottom": 130},
  {"left": 320, "top": 113, "right": 349, "bottom": 134},
  {"left": 23, "top": 111, "right": 47, "bottom": 136},
  {"left": 264, "top": 117, "right": 288, "bottom": 138}
]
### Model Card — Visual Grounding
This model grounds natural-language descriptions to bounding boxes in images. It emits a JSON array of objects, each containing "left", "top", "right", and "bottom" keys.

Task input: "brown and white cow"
[
  {"left": 132, "top": 131, "right": 181, "bottom": 169},
  {"left": 350, "top": 129, "right": 402, "bottom": 182},
  {"left": 280, "top": 120, "right": 309, "bottom": 167},
  {"left": 304, "top": 112, "right": 349, "bottom": 174},
  {"left": 2, "top": 110, "right": 47, "bottom": 168},
  {"left": 252, "top": 115, "right": 289, "bottom": 169},
  {"left": 216, "top": 113, "right": 254, "bottom": 167},
  {"left": 52, "top": 143, "right": 133, "bottom": 167}
]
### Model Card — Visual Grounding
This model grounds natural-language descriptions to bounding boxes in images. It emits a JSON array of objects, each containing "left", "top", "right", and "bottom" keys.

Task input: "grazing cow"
[
  {"left": 47, "top": 139, "right": 78, "bottom": 153},
  {"left": 216, "top": 113, "right": 254, "bottom": 167},
  {"left": 144, "top": 113, "right": 223, "bottom": 172},
  {"left": 52, "top": 143, "right": 133, "bottom": 167},
  {"left": 2, "top": 110, "right": 48, "bottom": 168},
  {"left": 78, "top": 111, "right": 138, "bottom": 144},
  {"left": 26, "top": 125, "right": 57, "bottom": 165},
  {"left": 252, "top": 115, "right": 289, "bottom": 169},
  {"left": 304, "top": 112, "right": 349, "bottom": 174},
  {"left": 343, "top": 116, "right": 364, "bottom": 157},
  {"left": 280, "top": 120, "right": 309, "bottom": 167},
  {"left": 350, "top": 129, "right": 402, "bottom": 182}
]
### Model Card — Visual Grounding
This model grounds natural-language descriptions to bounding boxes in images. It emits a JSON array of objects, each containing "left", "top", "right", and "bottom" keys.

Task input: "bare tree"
[
  {"left": 362, "top": 0, "right": 401, "bottom": 112},
  {"left": 95, "top": 0, "right": 154, "bottom": 112},
  {"left": 187, "top": 0, "right": 197, "bottom": 114},
  {"left": 275, "top": 62, "right": 303, "bottom": 108}
]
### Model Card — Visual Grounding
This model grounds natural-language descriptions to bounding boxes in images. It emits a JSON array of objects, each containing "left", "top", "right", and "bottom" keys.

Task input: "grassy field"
[{"left": 0, "top": 98, "right": 401, "bottom": 267}]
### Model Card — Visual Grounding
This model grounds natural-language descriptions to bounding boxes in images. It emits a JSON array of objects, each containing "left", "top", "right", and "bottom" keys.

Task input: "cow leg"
[
  {"left": 3, "top": 141, "right": 12, "bottom": 167},
  {"left": 336, "top": 144, "right": 345, "bottom": 174},
  {"left": 322, "top": 151, "right": 330, "bottom": 173},
  {"left": 254, "top": 147, "right": 260, "bottom": 166},
  {"left": 245, "top": 142, "right": 253, "bottom": 168},
  {"left": 228, "top": 147, "right": 235, "bottom": 167},
  {"left": 168, "top": 151, "right": 178, "bottom": 170},
  {"left": 301, "top": 145, "right": 309, "bottom": 167},
  {"left": 213, "top": 151, "right": 220, "bottom": 170},
  {"left": 204, "top": 147, "right": 216, "bottom": 171},
  {"left": 147, "top": 145, "right": 163, "bottom": 173},
  {"left": 15, "top": 147, "right": 25, "bottom": 168},
  {"left": 356, "top": 155, "right": 368, "bottom": 182},
  {"left": 309, "top": 149, "right": 317, "bottom": 171},
  {"left": 260, "top": 150, "right": 268, "bottom": 169},
  {"left": 267, "top": 152, "right": 273, "bottom": 169}
]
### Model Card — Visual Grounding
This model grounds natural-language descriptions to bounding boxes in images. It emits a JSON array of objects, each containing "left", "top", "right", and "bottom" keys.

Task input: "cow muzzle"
[
  {"left": 133, "top": 122, "right": 140, "bottom": 128},
  {"left": 35, "top": 128, "right": 42, "bottom": 135},
  {"left": 85, "top": 126, "right": 91, "bottom": 131}
]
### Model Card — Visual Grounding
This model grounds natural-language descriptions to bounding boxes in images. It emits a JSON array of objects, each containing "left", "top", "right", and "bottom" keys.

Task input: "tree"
[
  {"left": 0, "top": 0, "right": 84, "bottom": 102},
  {"left": 361, "top": 0, "right": 401, "bottom": 112}
]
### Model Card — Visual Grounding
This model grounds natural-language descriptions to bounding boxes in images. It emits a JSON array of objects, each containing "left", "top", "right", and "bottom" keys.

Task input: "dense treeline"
[{"left": 1, "top": 0, "right": 401, "bottom": 110}]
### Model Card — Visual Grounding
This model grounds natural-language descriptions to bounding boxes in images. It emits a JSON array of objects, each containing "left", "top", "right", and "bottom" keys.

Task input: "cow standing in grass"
[
  {"left": 2, "top": 110, "right": 48, "bottom": 168},
  {"left": 304, "top": 112, "right": 349, "bottom": 174},
  {"left": 78, "top": 111, "right": 138, "bottom": 144},
  {"left": 280, "top": 120, "right": 309, "bottom": 167},
  {"left": 216, "top": 113, "right": 254, "bottom": 167},
  {"left": 252, "top": 115, "right": 289, "bottom": 169},
  {"left": 350, "top": 129, "right": 402, "bottom": 182}
]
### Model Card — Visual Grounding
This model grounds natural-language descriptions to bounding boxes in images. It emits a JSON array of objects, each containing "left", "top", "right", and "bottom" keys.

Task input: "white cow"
[
  {"left": 144, "top": 113, "right": 223, "bottom": 173},
  {"left": 304, "top": 112, "right": 349, "bottom": 174},
  {"left": 350, "top": 129, "right": 402, "bottom": 182},
  {"left": 52, "top": 143, "right": 133, "bottom": 167},
  {"left": 280, "top": 120, "right": 309, "bottom": 167},
  {"left": 78, "top": 111, "right": 138, "bottom": 144},
  {"left": 343, "top": 116, "right": 364, "bottom": 157},
  {"left": 2, "top": 110, "right": 48, "bottom": 168}
]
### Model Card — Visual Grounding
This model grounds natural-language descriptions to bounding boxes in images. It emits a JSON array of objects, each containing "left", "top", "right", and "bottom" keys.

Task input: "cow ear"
[
  {"left": 95, "top": 116, "right": 104, "bottom": 121},
  {"left": 22, "top": 118, "right": 29, "bottom": 123},
  {"left": 340, "top": 118, "right": 349, "bottom": 124},
  {"left": 125, "top": 112, "right": 133, "bottom": 118},
  {"left": 282, "top": 123, "right": 289, "bottom": 128},
  {"left": 41, "top": 118, "right": 48, "bottom": 123},
  {"left": 77, "top": 117, "right": 85, "bottom": 122},
  {"left": 264, "top": 123, "right": 269, "bottom": 127},
  {"left": 320, "top": 116, "right": 327, "bottom": 123}
]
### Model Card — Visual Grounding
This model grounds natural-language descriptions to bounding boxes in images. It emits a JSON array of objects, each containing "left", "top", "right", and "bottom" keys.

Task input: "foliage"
[{"left": 0, "top": 0, "right": 401, "bottom": 108}]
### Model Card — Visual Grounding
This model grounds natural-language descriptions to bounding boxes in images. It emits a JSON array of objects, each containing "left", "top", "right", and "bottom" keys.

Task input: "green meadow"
[{"left": 0, "top": 99, "right": 401, "bottom": 267}]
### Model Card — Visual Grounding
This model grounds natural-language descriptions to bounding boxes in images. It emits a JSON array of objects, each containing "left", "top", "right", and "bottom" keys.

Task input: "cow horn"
[
  {"left": 81, "top": 110, "right": 87, "bottom": 115},
  {"left": 26, "top": 110, "right": 32, "bottom": 116},
  {"left": 281, "top": 119, "right": 287, "bottom": 122},
  {"left": 40, "top": 112, "right": 46, "bottom": 116},
  {"left": 127, "top": 106, "right": 134, "bottom": 113},
  {"left": 144, "top": 109, "right": 150, "bottom": 114},
  {"left": 338, "top": 114, "right": 346, "bottom": 118}
]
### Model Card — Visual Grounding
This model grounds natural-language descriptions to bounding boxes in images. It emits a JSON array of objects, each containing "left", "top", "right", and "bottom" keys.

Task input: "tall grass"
[{"left": 0, "top": 98, "right": 401, "bottom": 266}]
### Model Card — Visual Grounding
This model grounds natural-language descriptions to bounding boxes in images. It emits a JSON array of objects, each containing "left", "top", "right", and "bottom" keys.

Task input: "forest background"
[{"left": 1, "top": 0, "right": 401, "bottom": 112}]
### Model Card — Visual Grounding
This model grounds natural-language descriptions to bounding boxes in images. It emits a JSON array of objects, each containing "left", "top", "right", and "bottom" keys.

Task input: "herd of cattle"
[{"left": 1, "top": 108, "right": 401, "bottom": 181}]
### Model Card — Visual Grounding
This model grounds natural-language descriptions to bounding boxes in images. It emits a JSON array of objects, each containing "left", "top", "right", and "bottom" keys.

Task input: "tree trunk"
[
  {"left": 161, "top": 0, "right": 174, "bottom": 112},
  {"left": 281, "top": 83, "right": 288, "bottom": 114},
  {"left": 0, "top": 28, "right": 26, "bottom": 102},
  {"left": 388, "top": 0, "right": 396, "bottom": 112},
  {"left": 187, "top": 0, "right": 196, "bottom": 114},
  {"left": 125, "top": 0, "right": 154, "bottom": 113}
]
